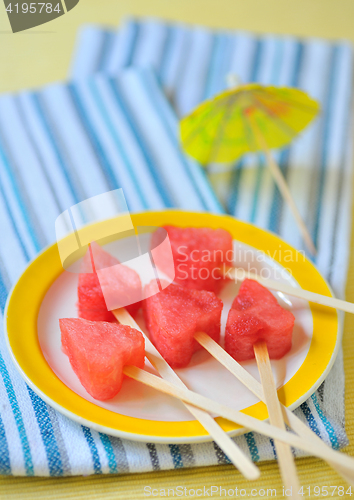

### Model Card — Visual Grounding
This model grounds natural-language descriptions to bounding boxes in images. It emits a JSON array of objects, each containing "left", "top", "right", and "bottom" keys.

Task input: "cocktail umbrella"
[{"left": 180, "top": 81, "right": 320, "bottom": 254}]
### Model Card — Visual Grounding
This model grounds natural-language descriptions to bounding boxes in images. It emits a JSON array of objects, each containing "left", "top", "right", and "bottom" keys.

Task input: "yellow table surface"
[{"left": 1, "top": 1, "right": 354, "bottom": 498}]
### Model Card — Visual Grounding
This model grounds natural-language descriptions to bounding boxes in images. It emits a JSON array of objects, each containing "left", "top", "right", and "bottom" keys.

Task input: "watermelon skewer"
[{"left": 223, "top": 279, "right": 300, "bottom": 496}]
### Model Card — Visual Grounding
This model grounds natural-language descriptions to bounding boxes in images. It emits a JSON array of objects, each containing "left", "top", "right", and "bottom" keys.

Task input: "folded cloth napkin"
[{"left": 0, "top": 65, "right": 351, "bottom": 476}]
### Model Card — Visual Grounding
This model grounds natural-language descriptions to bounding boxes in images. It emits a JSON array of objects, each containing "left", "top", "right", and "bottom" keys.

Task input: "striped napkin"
[{"left": 0, "top": 26, "right": 352, "bottom": 474}]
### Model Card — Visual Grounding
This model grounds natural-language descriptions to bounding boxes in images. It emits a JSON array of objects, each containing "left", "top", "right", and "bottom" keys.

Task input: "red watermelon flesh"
[
  {"left": 77, "top": 305, "right": 116, "bottom": 323},
  {"left": 225, "top": 279, "right": 295, "bottom": 361},
  {"left": 60, "top": 318, "right": 145, "bottom": 400},
  {"left": 77, "top": 243, "right": 142, "bottom": 321},
  {"left": 143, "top": 280, "right": 223, "bottom": 368},
  {"left": 152, "top": 226, "right": 233, "bottom": 293}
]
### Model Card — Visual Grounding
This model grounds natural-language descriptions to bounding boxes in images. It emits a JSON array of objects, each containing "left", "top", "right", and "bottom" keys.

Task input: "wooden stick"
[
  {"left": 123, "top": 364, "right": 354, "bottom": 471},
  {"left": 225, "top": 267, "right": 354, "bottom": 315},
  {"left": 249, "top": 116, "right": 316, "bottom": 255},
  {"left": 113, "top": 308, "right": 260, "bottom": 480},
  {"left": 264, "top": 146, "right": 316, "bottom": 255},
  {"left": 254, "top": 341, "right": 301, "bottom": 498},
  {"left": 194, "top": 331, "right": 354, "bottom": 484}
]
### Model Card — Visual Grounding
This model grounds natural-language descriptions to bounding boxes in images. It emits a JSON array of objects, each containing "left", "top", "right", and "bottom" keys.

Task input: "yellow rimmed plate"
[{"left": 4, "top": 210, "right": 341, "bottom": 443}]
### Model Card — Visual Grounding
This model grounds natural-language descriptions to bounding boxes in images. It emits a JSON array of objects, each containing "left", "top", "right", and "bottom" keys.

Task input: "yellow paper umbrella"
[{"left": 180, "top": 82, "right": 320, "bottom": 254}]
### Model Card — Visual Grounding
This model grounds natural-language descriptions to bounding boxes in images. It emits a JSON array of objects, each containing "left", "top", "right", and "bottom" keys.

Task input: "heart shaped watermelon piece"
[
  {"left": 153, "top": 226, "right": 233, "bottom": 293},
  {"left": 60, "top": 318, "right": 145, "bottom": 400},
  {"left": 143, "top": 281, "right": 223, "bottom": 368},
  {"left": 225, "top": 279, "right": 295, "bottom": 361},
  {"left": 77, "top": 242, "right": 142, "bottom": 321}
]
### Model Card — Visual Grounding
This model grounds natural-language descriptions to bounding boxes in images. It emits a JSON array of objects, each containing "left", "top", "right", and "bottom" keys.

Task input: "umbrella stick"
[
  {"left": 264, "top": 146, "right": 316, "bottom": 255},
  {"left": 194, "top": 331, "right": 354, "bottom": 484},
  {"left": 112, "top": 307, "right": 260, "bottom": 480},
  {"left": 249, "top": 118, "right": 316, "bottom": 255},
  {"left": 254, "top": 341, "right": 301, "bottom": 498},
  {"left": 223, "top": 267, "right": 354, "bottom": 314}
]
